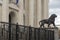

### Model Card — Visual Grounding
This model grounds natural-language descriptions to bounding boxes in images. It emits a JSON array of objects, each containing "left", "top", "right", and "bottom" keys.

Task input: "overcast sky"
[
  {"left": 49, "top": 0, "right": 60, "bottom": 9},
  {"left": 49, "top": 0, "right": 60, "bottom": 26}
]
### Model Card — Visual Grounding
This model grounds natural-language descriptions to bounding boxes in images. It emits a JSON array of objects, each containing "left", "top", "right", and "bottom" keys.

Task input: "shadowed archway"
[{"left": 9, "top": 11, "right": 15, "bottom": 23}]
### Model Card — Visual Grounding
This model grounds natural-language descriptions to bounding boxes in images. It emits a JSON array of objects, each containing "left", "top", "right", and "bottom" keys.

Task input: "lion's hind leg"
[{"left": 40, "top": 23, "right": 44, "bottom": 28}]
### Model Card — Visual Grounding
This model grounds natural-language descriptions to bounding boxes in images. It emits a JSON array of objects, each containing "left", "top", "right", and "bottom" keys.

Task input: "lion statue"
[{"left": 39, "top": 14, "right": 57, "bottom": 28}]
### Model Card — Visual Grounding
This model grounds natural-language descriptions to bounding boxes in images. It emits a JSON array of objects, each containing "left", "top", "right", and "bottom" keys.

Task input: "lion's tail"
[{"left": 39, "top": 21, "right": 41, "bottom": 26}]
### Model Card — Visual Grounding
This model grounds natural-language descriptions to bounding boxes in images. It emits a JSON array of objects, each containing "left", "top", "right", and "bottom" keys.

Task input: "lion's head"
[{"left": 49, "top": 14, "right": 57, "bottom": 19}]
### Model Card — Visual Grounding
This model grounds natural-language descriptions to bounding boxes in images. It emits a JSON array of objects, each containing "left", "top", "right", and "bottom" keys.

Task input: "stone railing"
[{"left": 0, "top": 21, "right": 59, "bottom": 40}]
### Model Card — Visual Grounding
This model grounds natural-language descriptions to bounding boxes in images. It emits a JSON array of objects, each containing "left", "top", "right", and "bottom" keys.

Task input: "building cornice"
[{"left": 9, "top": 3, "right": 19, "bottom": 11}]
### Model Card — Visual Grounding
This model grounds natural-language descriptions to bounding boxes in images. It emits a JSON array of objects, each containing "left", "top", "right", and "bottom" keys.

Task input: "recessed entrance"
[
  {"left": 9, "top": 14, "right": 11, "bottom": 23},
  {"left": 9, "top": 11, "right": 15, "bottom": 23}
]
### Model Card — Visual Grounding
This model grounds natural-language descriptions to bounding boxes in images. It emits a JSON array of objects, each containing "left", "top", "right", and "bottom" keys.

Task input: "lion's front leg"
[{"left": 53, "top": 22, "right": 56, "bottom": 28}]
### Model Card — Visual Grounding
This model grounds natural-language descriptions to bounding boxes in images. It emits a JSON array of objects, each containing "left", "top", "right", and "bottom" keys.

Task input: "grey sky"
[{"left": 49, "top": 0, "right": 60, "bottom": 9}]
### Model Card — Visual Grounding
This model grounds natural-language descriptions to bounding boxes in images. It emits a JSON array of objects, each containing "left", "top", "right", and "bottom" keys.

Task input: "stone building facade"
[{"left": 0, "top": 0, "right": 48, "bottom": 28}]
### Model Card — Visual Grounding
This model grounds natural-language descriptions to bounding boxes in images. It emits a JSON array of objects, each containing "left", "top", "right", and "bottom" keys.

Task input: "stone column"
[
  {"left": 0, "top": 5, "right": 2, "bottom": 21},
  {"left": 36, "top": 0, "right": 42, "bottom": 27},
  {"left": 18, "top": 0, "right": 24, "bottom": 25},
  {"left": 33, "top": 0, "right": 37, "bottom": 27},
  {"left": 29, "top": 0, "right": 34, "bottom": 27},
  {"left": 24, "top": 0, "right": 29, "bottom": 26},
  {"left": 43, "top": 0, "right": 49, "bottom": 19},
  {"left": 2, "top": 0, "right": 9, "bottom": 22}
]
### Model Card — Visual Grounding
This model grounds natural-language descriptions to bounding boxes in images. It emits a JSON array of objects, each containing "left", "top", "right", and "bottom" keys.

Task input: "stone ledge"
[{"left": 9, "top": 3, "right": 19, "bottom": 11}]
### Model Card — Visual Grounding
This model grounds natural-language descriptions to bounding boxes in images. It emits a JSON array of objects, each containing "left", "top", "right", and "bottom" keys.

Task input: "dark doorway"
[
  {"left": 9, "top": 14, "right": 11, "bottom": 23},
  {"left": 9, "top": 11, "right": 16, "bottom": 24}
]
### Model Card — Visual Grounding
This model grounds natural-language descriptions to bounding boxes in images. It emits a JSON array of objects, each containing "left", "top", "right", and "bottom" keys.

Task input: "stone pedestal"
[{"left": 54, "top": 28, "right": 59, "bottom": 40}]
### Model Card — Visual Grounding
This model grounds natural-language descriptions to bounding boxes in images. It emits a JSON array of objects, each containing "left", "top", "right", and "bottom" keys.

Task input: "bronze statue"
[{"left": 39, "top": 14, "right": 57, "bottom": 28}]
